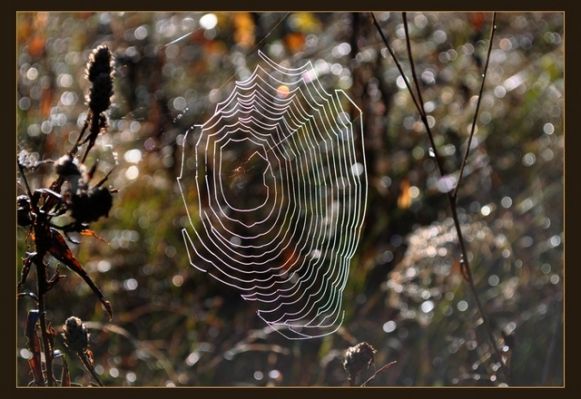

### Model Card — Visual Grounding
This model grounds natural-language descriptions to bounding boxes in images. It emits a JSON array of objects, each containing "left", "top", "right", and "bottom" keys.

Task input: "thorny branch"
[{"left": 371, "top": 12, "right": 506, "bottom": 380}]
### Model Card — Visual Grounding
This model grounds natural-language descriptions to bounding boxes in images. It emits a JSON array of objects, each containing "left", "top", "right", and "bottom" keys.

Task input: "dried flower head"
[
  {"left": 63, "top": 316, "right": 89, "bottom": 353},
  {"left": 343, "top": 342, "right": 377, "bottom": 385},
  {"left": 87, "top": 46, "right": 112, "bottom": 81},
  {"left": 71, "top": 186, "right": 113, "bottom": 224},
  {"left": 86, "top": 45, "right": 114, "bottom": 117},
  {"left": 55, "top": 155, "right": 82, "bottom": 177}
]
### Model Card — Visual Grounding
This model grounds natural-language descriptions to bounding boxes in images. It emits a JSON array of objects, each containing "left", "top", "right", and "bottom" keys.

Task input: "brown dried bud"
[
  {"left": 70, "top": 186, "right": 113, "bottom": 224},
  {"left": 343, "top": 342, "right": 377, "bottom": 385},
  {"left": 87, "top": 45, "right": 113, "bottom": 83},
  {"left": 86, "top": 45, "right": 114, "bottom": 115},
  {"left": 89, "top": 73, "right": 113, "bottom": 115},
  {"left": 55, "top": 155, "right": 81, "bottom": 177},
  {"left": 63, "top": 316, "right": 89, "bottom": 353}
]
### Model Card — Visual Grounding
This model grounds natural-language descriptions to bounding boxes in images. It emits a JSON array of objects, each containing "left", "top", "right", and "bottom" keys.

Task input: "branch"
[
  {"left": 371, "top": 13, "right": 422, "bottom": 116},
  {"left": 35, "top": 256, "right": 56, "bottom": 385},
  {"left": 361, "top": 361, "right": 397, "bottom": 386},
  {"left": 371, "top": 11, "right": 507, "bottom": 380},
  {"left": 402, "top": 12, "right": 448, "bottom": 178},
  {"left": 403, "top": 12, "right": 426, "bottom": 114},
  {"left": 78, "top": 352, "right": 104, "bottom": 387},
  {"left": 68, "top": 116, "right": 90, "bottom": 158},
  {"left": 453, "top": 13, "right": 497, "bottom": 200}
]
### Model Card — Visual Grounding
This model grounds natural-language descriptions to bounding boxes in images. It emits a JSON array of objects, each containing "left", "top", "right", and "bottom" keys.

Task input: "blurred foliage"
[{"left": 17, "top": 12, "right": 563, "bottom": 386}]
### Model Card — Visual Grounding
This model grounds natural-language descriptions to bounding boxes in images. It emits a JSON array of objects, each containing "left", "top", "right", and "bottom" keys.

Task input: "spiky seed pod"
[
  {"left": 63, "top": 316, "right": 89, "bottom": 353},
  {"left": 86, "top": 45, "right": 112, "bottom": 83},
  {"left": 70, "top": 186, "right": 113, "bottom": 224},
  {"left": 343, "top": 342, "right": 377, "bottom": 384},
  {"left": 89, "top": 73, "right": 113, "bottom": 115},
  {"left": 86, "top": 45, "right": 114, "bottom": 116}
]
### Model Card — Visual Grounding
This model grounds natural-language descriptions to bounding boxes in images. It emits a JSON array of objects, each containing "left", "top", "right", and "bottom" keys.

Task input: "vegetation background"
[{"left": 16, "top": 11, "right": 563, "bottom": 386}]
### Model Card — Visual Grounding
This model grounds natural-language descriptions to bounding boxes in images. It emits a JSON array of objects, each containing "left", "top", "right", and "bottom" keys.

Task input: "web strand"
[{"left": 177, "top": 51, "right": 367, "bottom": 339}]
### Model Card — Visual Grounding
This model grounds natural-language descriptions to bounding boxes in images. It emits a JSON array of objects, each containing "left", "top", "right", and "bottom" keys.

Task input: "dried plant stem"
[
  {"left": 401, "top": 13, "right": 447, "bottom": 175},
  {"left": 80, "top": 137, "right": 93, "bottom": 164},
  {"left": 69, "top": 116, "right": 90, "bottom": 158},
  {"left": 371, "top": 12, "right": 506, "bottom": 379},
  {"left": 78, "top": 352, "right": 104, "bottom": 386},
  {"left": 361, "top": 361, "right": 397, "bottom": 386},
  {"left": 35, "top": 258, "right": 55, "bottom": 386},
  {"left": 453, "top": 13, "right": 496, "bottom": 200},
  {"left": 371, "top": 14, "right": 423, "bottom": 115},
  {"left": 19, "top": 160, "right": 55, "bottom": 386}
]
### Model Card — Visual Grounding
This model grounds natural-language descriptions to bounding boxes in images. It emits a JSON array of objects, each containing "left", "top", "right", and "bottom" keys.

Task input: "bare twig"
[
  {"left": 361, "top": 361, "right": 397, "bottom": 386},
  {"left": 402, "top": 13, "right": 447, "bottom": 176},
  {"left": 35, "top": 258, "right": 55, "bottom": 385},
  {"left": 69, "top": 116, "right": 90, "bottom": 158},
  {"left": 403, "top": 12, "right": 426, "bottom": 111},
  {"left": 77, "top": 352, "right": 103, "bottom": 387},
  {"left": 371, "top": 11, "right": 506, "bottom": 379},
  {"left": 371, "top": 13, "right": 422, "bottom": 115},
  {"left": 453, "top": 13, "right": 497, "bottom": 200}
]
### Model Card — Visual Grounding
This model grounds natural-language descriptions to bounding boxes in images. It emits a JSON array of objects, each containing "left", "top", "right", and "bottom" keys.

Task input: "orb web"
[{"left": 177, "top": 51, "right": 367, "bottom": 339}]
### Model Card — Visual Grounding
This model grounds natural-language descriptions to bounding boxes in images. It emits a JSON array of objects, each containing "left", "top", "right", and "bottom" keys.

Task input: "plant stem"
[
  {"left": 453, "top": 13, "right": 497, "bottom": 201},
  {"left": 401, "top": 12, "right": 447, "bottom": 175},
  {"left": 78, "top": 352, "right": 104, "bottom": 386},
  {"left": 69, "top": 116, "right": 90, "bottom": 157},
  {"left": 35, "top": 256, "right": 55, "bottom": 386},
  {"left": 371, "top": 13, "right": 422, "bottom": 115},
  {"left": 371, "top": 11, "right": 506, "bottom": 380},
  {"left": 361, "top": 361, "right": 397, "bottom": 386}
]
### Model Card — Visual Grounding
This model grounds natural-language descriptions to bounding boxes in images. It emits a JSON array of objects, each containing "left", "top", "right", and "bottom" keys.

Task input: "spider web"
[{"left": 177, "top": 51, "right": 367, "bottom": 339}]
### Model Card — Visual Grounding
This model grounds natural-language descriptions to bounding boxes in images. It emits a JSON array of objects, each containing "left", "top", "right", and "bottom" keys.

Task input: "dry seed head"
[
  {"left": 343, "top": 342, "right": 377, "bottom": 383},
  {"left": 55, "top": 155, "right": 81, "bottom": 177},
  {"left": 86, "top": 45, "right": 114, "bottom": 115},
  {"left": 63, "top": 316, "right": 89, "bottom": 353}
]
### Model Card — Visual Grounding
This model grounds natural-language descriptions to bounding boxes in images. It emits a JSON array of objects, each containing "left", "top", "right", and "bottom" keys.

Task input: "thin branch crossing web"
[{"left": 178, "top": 51, "right": 367, "bottom": 339}]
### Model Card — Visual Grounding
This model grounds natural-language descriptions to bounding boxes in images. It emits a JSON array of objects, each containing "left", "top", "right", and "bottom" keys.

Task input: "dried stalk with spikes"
[{"left": 17, "top": 45, "right": 116, "bottom": 386}]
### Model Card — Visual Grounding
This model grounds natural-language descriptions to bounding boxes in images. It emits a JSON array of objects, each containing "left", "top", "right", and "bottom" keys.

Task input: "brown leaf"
[
  {"left": 48, "top": 228, "right": 113, "bottom": 320},
  {"left": 80, "top": 229, "right": 107, "bottom": 243}
]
